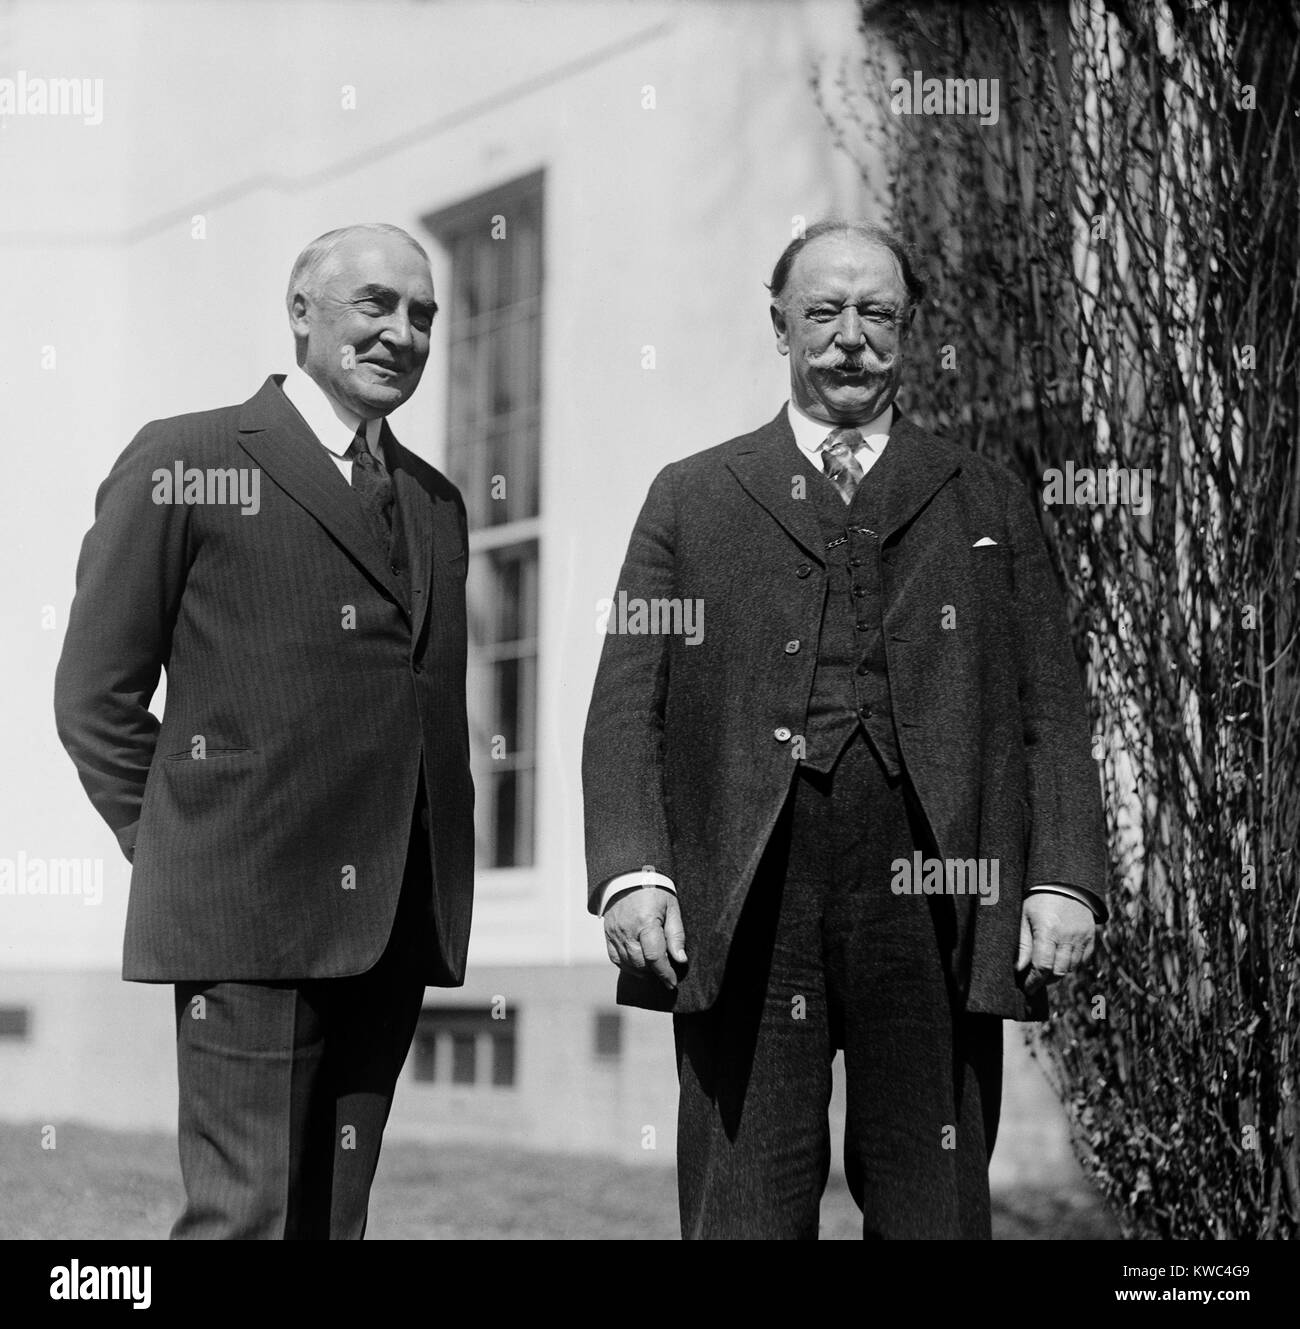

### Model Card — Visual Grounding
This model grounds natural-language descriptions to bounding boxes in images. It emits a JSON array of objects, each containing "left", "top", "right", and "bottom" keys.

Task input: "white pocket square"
[{"left": 973, "top": 536, "right": 998, "bottom": 547}]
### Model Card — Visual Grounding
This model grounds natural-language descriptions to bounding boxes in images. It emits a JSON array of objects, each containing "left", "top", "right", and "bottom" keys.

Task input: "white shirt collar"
[
  {"left": 786, "top": 398, "right": 893, "bottom": 463},
  {"left": 281, "top": 364, "right": 383, "bottom": 459}
]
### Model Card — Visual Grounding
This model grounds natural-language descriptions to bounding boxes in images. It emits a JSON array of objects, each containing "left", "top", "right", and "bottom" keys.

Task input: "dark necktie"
[
  {"left": 346, "top": 427, "right": 395, "bottom": 553},
  {"left": 819, "top": 427, "right": 866, "bottom": 505}
]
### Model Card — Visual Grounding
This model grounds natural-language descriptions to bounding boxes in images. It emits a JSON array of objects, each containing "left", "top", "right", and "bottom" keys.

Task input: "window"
[
  {"left": 426, "top": 173, "right": 543, "bottom": 869},
  {"left": 0, "top": 1007, "right": 30, "bottom": 1040},
  {"left": 491, "top": 1031, "right": 517, "bottom": 1087},
  {"left": 450, "top": 1030, "right": 477, "bottom": 1085},
  {"left": 411, "top": 1005, "right": 518, "bottom": 1088},
  {"left": 594, "top": 1011, "right": 623, "bottom": 1060}
]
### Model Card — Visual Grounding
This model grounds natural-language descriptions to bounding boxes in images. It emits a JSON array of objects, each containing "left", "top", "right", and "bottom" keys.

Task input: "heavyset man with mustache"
[
  {"left": 583, "top": 221, "right": 1108, "bottom": 1238},
  {"left": 55, "top": 224, "right": 474, "bottom": 1239}
]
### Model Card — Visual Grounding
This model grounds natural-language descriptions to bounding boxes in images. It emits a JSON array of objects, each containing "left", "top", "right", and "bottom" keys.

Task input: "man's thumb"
[
  {"left": 664, "top": 896, "right": 688, "bottom": 962},
  {"left": 1016, "top": 909, "right": 1033, "bottom": 970}
]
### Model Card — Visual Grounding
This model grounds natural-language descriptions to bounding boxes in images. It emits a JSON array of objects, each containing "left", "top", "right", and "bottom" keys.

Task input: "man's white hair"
[{"left": 285, "top": 223, "right": 430, "bottom": 312}]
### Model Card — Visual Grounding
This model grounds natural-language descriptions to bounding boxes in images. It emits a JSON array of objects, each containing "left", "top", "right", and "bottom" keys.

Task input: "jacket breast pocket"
[
  {"left": 163, "top": 746, "right": 251, "bottom": 761},
  {"left": 970, "top": 542, "right": 1012, "bottom": 579},
  {"left": 967, "top": 543, "right": 1014, "bottom": 624}
]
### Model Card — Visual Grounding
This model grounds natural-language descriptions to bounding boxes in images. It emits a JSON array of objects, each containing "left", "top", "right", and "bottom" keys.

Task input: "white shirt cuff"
[
  {"left": 1026, "top": 883, "right": 1103, "bottom": 921},
  {"left": 598, "top": 870, "right": 677, "bottom": 915}
]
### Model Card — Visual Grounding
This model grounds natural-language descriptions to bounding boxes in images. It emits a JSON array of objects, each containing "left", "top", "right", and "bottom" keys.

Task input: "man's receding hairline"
[
  {"left": 767, "top": 219, "right": 924, "bottom": 313},
  {"left": 782, "top": 233, "right": 907, "bottom": 295},
  {"left": 286, "top": 223, "right": 430, "bottom": 310}
]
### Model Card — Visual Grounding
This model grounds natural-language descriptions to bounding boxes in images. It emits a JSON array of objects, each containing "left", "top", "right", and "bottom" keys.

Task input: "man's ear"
[
  {"left": 287, "top": 290, "right": 311, "bottom": 340},
  {"left": 770, "top": 301, "right": 790, "bottom": 356}
]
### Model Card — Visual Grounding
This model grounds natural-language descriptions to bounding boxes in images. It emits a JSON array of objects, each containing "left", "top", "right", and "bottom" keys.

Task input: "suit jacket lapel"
[
  {"left": 383, "top": 423, "right": 435, "bottom": 648},
  {"left": 235, "top": 376, "right": 411, "bottom": 618},
  {"left": 870, "top": 411, "right": 963, "bottom": 543},
  {"left": 724, "top": 408, "right": 827, "bottom": 565}
]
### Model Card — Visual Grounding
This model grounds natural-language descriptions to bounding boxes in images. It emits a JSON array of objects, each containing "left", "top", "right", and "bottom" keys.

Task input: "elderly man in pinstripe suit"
[{"left": 55, "top": 224, "right": 475, "bottom": 1239}]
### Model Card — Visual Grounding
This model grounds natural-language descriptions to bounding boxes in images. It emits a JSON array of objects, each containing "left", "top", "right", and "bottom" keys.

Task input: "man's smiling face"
[
  {"left": 770, "top": 234, "right": 913, "bottom": 426},
  {"left": 291, "top": 232, "right": 437, "bottom": 420}
]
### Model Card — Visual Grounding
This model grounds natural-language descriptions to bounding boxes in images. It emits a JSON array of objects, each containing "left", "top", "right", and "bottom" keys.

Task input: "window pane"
[
  {"left": 465, "top": 540, "right": 538, "bottom": 868},
  {"left": 0, "top": 1007, "right": 30, "bottom": 1039},
  {"left": 594, "top": 1012, "right": 623, "bottom": 1059},
  {"left": 492, "top": 1034, "right": 516, "bottom": 1087},
  {"left": 411, "top": 1032, "right": 436, "bottom": 1082},
  {"left": 430, "top": 174, "right": 543, "bottom": 870},
  {"left": 451, "top": 1032, "right": 477, "bottom": 1085},
  {"left": 412, "top": 1007, "right": 517, "bottom": 1090}
]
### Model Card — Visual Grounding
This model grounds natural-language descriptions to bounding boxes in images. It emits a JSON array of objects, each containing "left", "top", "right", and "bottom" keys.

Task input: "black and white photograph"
[{"left": 0, "top": 0, "right": 1295, "bottom": 1302}]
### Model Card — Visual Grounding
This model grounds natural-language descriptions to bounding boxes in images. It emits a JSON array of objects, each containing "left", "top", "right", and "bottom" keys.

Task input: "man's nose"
[
  {"left": 381, "top": 309, "right": 414, "bottom": 349},
  {"left": 835, "top": 309, "right": 865, "bottom": 348}
]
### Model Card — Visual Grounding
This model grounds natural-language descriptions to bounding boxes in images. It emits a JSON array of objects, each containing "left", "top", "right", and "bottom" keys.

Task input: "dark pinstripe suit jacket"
[
  {"left": 582, "top": 406, "right": 1106, "bottom": 1020},
  {"left": 54, "top": 375, "right": 474, "bottom": 984}
]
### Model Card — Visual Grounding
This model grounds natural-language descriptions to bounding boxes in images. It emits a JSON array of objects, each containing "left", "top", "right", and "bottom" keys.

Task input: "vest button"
[
  {"left": 859, "top": 704, "right": 873, "bottom": 719},
  {"left": 853, "top": 586, "right": 867, "bottom": 597},
  {"left": 849, "top": 558, "right": 862, "bottom": 568},
  {"left": 784, "top": 639, "right": 800, "bottom": 654},
  {"left": 773, "top": 727, "right": 792, "bottom": 742},
  {"left": 856, "top": 621, "right": 870, "bottom": 631},
  {"left": 856, "top": 662, "right": 870, "bottom": 675},
  {"left": 795, "top": 563, "right": 812, "bottom": 578}
]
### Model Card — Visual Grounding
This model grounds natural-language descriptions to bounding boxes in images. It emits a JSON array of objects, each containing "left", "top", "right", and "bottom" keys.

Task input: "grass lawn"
[{"left": 0, "top": 1122, "right": 1119, "bottom": 1240}]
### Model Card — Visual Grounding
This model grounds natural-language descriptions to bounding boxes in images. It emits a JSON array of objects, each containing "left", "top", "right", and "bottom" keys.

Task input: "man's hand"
[
  {"left": 1016, "top": 892, "right": 1097, "bottom": 997},
  {"left": 603, "top": 887, "right": 688, "bottom": 990}
]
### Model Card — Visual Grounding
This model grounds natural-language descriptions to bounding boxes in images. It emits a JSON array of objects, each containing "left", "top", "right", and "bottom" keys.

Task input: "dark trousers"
[
  {"left": 674, "top": 732, "right": 1002, "bottom": 1239},
  {"left": 170, "top": 796, "right": 433, "bottom": 1240}
]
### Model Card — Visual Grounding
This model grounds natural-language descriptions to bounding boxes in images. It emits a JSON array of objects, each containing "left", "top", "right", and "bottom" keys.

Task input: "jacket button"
[
  {"left": 773, "top": 727, "right": 792, "bottom": 742},
  {"left": 856, "top": 663, "right": 869, "bottom": 675},
  {"left": 853, "top": 586, "right": 867, "bottom": 598},
  {"left": 856, "top": 621, "right": 870, "bottom": 631},
  {"left": 859, "top": 704, "right": 873, "bottom": 719},
  {"left": 795, "top": 563, "right": 812, "bottom": 578},
  {"left": 784, "top": 640, "right": 800, "bottom": 654}
]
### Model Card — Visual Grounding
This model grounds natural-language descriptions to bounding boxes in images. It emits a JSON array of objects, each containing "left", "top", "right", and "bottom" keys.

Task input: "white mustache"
[{"left": 811, "top": 354, "right": 894, "bottom": 374}]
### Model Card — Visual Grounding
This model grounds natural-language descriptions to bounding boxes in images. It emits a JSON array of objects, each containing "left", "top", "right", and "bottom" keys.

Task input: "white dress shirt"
[
  {"left": 786, "top": 398, "right": 893, "bottom": 478},
  {"left": 281, "top": 363, "right": 384, "bottom": 477}
]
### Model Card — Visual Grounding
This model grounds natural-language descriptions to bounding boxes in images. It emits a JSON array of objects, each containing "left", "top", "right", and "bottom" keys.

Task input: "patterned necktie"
[
  {"left": 819, "top": 426, "right": 866, "bottom": 505},
  {"left": 346, "top": 427, "right": 395, "bottom": 553}
]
